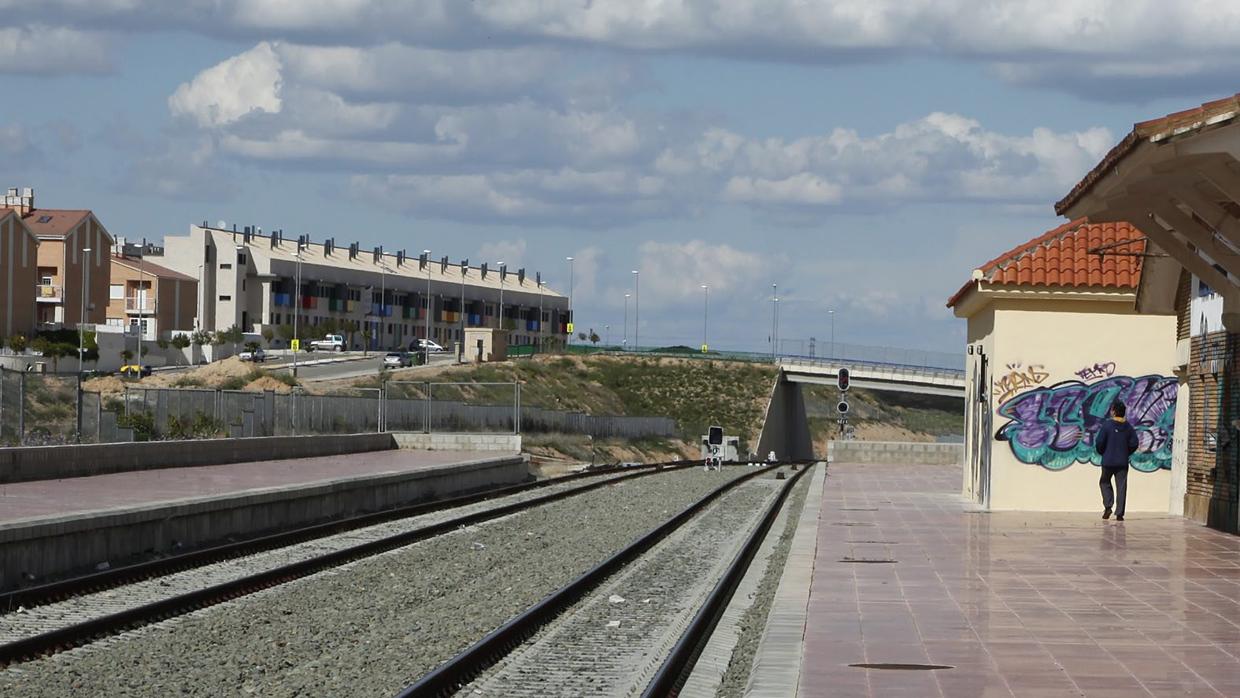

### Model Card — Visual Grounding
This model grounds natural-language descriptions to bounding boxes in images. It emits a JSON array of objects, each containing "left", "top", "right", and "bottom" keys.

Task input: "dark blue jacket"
[{"left": 1094, "top": 419, "right": 1138, "bottom": 468}]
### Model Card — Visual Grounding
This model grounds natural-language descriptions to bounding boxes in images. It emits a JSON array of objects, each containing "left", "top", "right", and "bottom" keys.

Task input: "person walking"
[{"left": 1094, "top": 400, "right": 1138, "bottom": 521}]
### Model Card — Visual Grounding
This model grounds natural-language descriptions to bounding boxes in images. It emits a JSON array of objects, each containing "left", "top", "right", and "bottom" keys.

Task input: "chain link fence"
[{"left": 0, "top": 372, "right": 675, "bottom": 445}]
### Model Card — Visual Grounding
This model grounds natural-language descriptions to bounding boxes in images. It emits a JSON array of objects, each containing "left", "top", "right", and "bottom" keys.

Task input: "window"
[
  {"left": 237, "top": 253, "right": 247, "bottom": 265},
  {"left": 242, "top": 280, "right": 246, "bottom": 291},
  {"left": 219, "top": 295, "right": 231, "bottom": 301},
  {"left": 220, "top": 263, "right": 232, "bottom": 270},
  {"left": 109, "top": 284, "right": 124, "bottom": 300}
]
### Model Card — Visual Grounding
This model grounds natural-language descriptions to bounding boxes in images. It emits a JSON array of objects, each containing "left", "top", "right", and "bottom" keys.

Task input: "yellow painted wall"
[{"left": 984, "top": 300, "right": 1176, "bottom": 512}]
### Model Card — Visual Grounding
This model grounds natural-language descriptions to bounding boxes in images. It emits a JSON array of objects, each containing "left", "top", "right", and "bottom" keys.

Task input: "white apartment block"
[{"left": 159, "top": 223, "right": 570, "bottom": 350}]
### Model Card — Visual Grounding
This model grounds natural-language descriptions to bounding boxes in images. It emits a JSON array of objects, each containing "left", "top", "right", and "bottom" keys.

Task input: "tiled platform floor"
[
  {"left": 799, "top": 463, "right": 1240, "bottom": 697},
  {"left": 0, "top": 450, "right": 494, "bottom": 523}
]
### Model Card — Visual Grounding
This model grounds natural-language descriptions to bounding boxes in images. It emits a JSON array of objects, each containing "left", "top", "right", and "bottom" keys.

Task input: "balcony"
[
  {"left": 125, "top": 296, "right": 155, "bottom": 314},
  {"left": 36, "top": 284, "right": 62, "bottom": 302}
]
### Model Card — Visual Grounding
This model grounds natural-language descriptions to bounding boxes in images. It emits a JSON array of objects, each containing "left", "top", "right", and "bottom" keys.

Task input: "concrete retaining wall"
[
  {"left": 0, "top": 433, "right": 395, "bottom": 484},
  {"left": 827, "top": 440, "right": 964, "bottom": 466},
  {"left": 392, "top": 432, "right": 521, "bottom": 452},
  {"left": 0, "top": 454, "right": 528, "bottom": 592}
]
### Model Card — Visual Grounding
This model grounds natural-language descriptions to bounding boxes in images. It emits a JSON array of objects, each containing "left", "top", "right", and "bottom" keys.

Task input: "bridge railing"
[{"left": 778, "top": 356, "right": 966, "bottom": 383}]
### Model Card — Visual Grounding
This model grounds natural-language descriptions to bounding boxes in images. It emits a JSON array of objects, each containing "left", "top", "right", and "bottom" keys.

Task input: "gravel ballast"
[
  {"left": 0, "top": 467, "right": 753, "bottom": 697},
  {"left": 465, "top": 475, "right": 785, "bottom": 696}
]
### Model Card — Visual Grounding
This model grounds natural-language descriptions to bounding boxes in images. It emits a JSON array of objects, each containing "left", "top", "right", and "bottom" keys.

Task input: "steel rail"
[
  {"left": 395, "top": 461, "right": 808, "bottom": 698},
  {"left": 0, "top": 462, "right": 693, "bottom": 666},
  {"left": 642, "top": 462, "right": 815, "bottom": 697},
  {"left": 0, "top": 461, "right": 691, "bottom": 614}
]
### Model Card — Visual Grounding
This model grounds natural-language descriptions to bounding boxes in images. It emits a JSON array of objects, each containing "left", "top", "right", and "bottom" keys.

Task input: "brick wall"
[
  {"left": 1186, "top": 331, "right": 1240, "bottom": 531},
  {"left": 1175, "top": 270, "right": 1191, "bottom": 341}
]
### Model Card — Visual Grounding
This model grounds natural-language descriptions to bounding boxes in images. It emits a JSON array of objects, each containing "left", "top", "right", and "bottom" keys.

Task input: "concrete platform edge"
[{"left": 744, "top": 461, "right": 827, "bottom": 698}]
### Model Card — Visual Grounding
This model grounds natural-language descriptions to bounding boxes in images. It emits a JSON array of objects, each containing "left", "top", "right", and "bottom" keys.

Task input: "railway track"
[
  {"left": 399, "top": 461, "right": 814, "bottom": 697},
  {"left": 0, "top": 462, "right": 691, "bottom": 667}
]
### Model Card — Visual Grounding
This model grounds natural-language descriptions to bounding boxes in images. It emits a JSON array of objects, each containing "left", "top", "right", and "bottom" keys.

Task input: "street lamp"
[
  {"left": 292, "top": 245, "right": 304, "bottom": 377},
  {"left": 605, "top": 324, "right": 610, "bottom": 346},
  {"left": 623, "top": 292, "right": 630, "bottom": 349},
  {"left": 828, "top": 309, "right": 835, "bottom": 359},
  {"left": 79, "top": 247, "right": 92, "bottom": 371},
  {"left": 422, "top": 249, "right": 431, "bottom": 356},
  {"left": 632, "top": 270, "right": 640, "bottom": 351},
  {"left": 378, "top": 263, "right": 391, "bottom": 351},
  {"left": 771, "top": 283, "right": 778, "bottom": 360},
  {"left": 566, "top": 256, "right": 574, "bottom": 344},
  {"left": 496, "top": 261, "right": 506, "bottom": 332},
  {"left": 701, "top": 283, "right": 709, "bottom": 352}
]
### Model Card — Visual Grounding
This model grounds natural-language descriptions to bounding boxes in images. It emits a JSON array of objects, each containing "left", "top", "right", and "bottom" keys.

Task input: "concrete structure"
[
  {"left": 948, "top": 219, "right": 1177, "bottom": 512},
  {"left": 1056, "top": 92, "right": 1240, "bottom": 533},
  {"left": 826, "top": 440, "right": 963, "bottom": 466},
  {"left": 463, "top": 327, "right": 508, "bottom": 362},
  {"left": 2, "top": 188, "right": 114, "bottom": 330},
  {"left": 0, "top": 450, "right": 528, "bottom": 591},
  {"left": 0, "top": 206, "right": 38, "bottom": 338},
  {"left": 390, "top": 432, "right": 521, "bottom": 452},
  {"left": 106, "top": 251, "right": 197, "bottom": 342},
  {"left": 755, "top": 373, "right": 815, "bottom": 462},
  {"left": 751, "top": 460, "right": 1240, "bottom": 697},
  {"left": 158, "top": 223, "right": 569, "bottom": 351},
  {"left": 778, "top": 358, "right": 965, "bottom": 397},
  {"left": 0, "top": 432, "right": 395, "bottom": 484}
]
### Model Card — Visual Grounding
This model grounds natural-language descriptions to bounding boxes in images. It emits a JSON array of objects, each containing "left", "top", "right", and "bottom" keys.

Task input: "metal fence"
[{"left": 0, "top": 377, "right": 676, "bottom": 445}]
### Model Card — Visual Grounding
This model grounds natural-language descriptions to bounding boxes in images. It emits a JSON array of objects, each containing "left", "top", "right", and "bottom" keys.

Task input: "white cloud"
[
  {"left": 169, "top": 42, "right": 283, "bottom": 127},
  {"left": 0, "top": 25, "right": 111, "bottom": 75},
  {"left": 477, "top": 239, "right": 527, "bottom": 268},
  {"left": 635, "top": 240, "right": 769, "bottom": 308}
]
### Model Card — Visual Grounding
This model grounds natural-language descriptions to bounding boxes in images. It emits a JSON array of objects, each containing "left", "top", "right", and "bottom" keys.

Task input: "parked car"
[
  {"left": 239, "top": 348, "right": 267, "bottom": 362},
  {"left": 383, "top": 351, "right": 414, "bottom": 368},
  {"left": 119, "top": 364, "right": 153, "bottom": 378},
  {"left": 309, "top": 334, "right": 346, "bottom": 352},
  {"left": 411, "top": 339, "right": 446, "bottom": 353}
]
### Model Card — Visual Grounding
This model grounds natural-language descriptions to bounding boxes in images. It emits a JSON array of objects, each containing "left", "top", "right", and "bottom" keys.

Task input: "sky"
[{"left": 2, "top": 1, "right": 1238, "bottom": 356}]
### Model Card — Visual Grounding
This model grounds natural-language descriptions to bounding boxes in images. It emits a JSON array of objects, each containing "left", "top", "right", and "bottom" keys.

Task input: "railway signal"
[{"left": 837, "top": 367, "right": 850, "bottom": 392}]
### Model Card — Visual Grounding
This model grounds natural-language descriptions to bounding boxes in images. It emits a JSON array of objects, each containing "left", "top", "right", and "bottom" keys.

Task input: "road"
[{"left": 268, "top": 352, "right": 458, "bottom": 382}]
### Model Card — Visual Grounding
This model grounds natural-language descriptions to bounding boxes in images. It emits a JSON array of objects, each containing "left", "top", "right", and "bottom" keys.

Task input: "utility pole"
[
  {"left": 623, "top": 293, "right": 630, "bottom": 350},
  {"left": 423, "top": 249, "right": 431, "bottom": 358},
  {"left": 565, "top": 256, "right": 574, "bottom": 346},
  {"left": 293, "top": 244, "right": 303, "bottom": 377},
  {"left": 701, "top": 283, "right": 709, "bottom": 352},
  {"left": 771, "top": 283, "right": 778, "bottom": 360}
]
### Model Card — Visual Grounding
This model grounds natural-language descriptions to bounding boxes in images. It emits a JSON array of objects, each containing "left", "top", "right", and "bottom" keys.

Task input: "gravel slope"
[{"left": 0, "top": 468, "right": 752, "bottom": 697}]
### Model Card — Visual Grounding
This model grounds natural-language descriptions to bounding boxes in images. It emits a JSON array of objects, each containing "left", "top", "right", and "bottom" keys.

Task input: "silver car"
[{"left": 383, "top": 351, "right": 413, "bottom": 368}]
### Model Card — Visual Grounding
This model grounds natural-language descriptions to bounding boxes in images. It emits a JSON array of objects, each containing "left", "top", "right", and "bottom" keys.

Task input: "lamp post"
[
  {"left": 460, "top": 261, "right": 468, "bottom": 360},
  {"left": 605, "top": 324, "right": 610, "bottom": 346},
  {"left": 537, "top": 278, "right": 544, "bottom": 352},
  {"left": 632, "top": 269, "right": 640, "bottom": 351},
  {"left": 771, "top": 283, "right": 778, "bottom": 360},
  {"left": 497, "top": 261, "right": 506, "bottom": 333},
  {"left": 701, "top": 283, "right": 709, "bottom": 352},
  {"left": 79, "top": 247, "right": 92, "bottom": 371},
  {"left": 623, "top": 292, "right": 630, "bottom": 349},
  {"left": 292, "top": 246, "right": 303, "bottom": 377},
  {"left": 378, "top": 263, "right": 390, "bottom": 351},
  {"left": 422, "top": 249, "right": 431, "bottom": 356},
  {"left": 566, "top": 256, "right": 574, "bottom": 345},
  {"left": 828, "top": 309, "right": 835, "bottom": 359}
]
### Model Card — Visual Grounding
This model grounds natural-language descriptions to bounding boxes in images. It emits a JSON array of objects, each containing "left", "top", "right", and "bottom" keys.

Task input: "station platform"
[
  {"left": 0, "top": 449, "right": 528, "bottom": 591},
  {"left": 750, "top": 461, "right": 1240, "bottom": 698}
]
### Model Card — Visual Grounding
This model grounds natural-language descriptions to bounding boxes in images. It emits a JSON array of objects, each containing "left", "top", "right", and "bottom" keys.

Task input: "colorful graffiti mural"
[
  {"left": 1075, "top": 362, "right": 1117, "bottom": 381},
  {"left": 994, "top": 374, "right": 1177, "bottom": 472}
]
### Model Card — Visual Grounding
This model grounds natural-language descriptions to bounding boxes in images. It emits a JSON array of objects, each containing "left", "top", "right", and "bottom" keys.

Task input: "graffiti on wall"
[
  {"left": 993, "top": 363, "right": 1050, "bottom": 403},
  {"left": 1075, "top": 362, "right": 1117, "bottom": 381},
  {"left": 994, "top": 374, "right": 1177, "bottom": 473}
]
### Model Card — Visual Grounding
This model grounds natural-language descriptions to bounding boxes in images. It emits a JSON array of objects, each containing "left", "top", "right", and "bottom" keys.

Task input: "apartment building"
[
  {"left": 4, "top": 188, "right": 113, "bottom": 330},
  {"left": 159, "top": 223, "right": 570, "bottom": 350},
  {"left": 106, "top": 243, "right": 198, "bottom": 341},
  {"left": 0, "top": 204, "right": 38, "bottom": 337}
]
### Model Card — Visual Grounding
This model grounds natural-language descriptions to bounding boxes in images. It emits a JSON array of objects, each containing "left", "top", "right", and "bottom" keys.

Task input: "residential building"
[
  {"left": 0, "top": 204, "right": 38, "bottom": 338},
  {"left": 106, "top": 245, "right": 198, "bottom": 341},
  {"left": 1056, "top": 92, "right": 1240, "bottom": 534},
  {"left": 948, "top": 219, "right": 1178, "bottom": 513},
  {"left": 5, "top": 188, "right": 113, "bottom": 330},
  {"left": 159, "top": 223, "right": 570, "bottom": 350}
]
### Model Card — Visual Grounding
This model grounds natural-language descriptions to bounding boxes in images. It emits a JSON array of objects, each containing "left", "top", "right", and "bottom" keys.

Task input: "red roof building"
[{"left": 948, "top": 218, "right": 1145, "bottom": 310}]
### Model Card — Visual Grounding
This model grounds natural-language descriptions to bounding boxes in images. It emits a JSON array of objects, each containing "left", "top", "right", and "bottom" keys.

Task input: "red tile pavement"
[
  {"left": 0, "top": 450, "right": 496, "bottom": 523},
  {"left": 799, "top": 462, "right": 1240, "bottom": 697}
]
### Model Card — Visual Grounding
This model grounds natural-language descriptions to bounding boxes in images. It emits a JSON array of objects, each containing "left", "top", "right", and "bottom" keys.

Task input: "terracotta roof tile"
[
  {"left": 946, "top": 218, "right": 1145, "bottom": 307},
  {"left": 112, "top": 255, "right": 197, "bottom": 282},
  {"left": 22, "top": 209, "right": 93, "bottom": 237}
]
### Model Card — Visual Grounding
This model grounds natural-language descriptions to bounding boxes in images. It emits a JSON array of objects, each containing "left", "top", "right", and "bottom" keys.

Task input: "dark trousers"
[{"left": 1100, "top": 466, "right": 1128, "bottom": 516}]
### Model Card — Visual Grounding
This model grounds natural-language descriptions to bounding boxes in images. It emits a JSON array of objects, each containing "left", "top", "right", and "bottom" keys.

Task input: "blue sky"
[{"left": 2, "top": 2, "right": 1237, "bottom": 355}]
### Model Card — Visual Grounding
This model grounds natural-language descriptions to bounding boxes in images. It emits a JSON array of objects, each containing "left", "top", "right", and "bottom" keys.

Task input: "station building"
[
  {"left": 1055, "top": 92, "right": 1240, "bottom": 534},
  {"left": 159, "top": 223, "right": 570, "bottom": 351},
  {"left": 948, "top": 220, "right": 1179, "bottom": 513}
]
